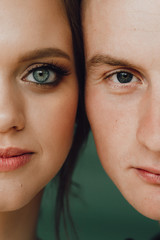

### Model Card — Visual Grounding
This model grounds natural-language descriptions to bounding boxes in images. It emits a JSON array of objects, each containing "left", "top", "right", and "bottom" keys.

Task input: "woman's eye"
[
  {"left": 26, "top": 67, "right": 56, "bottom": 84},
  {"left": 108, "top": 71, "right": 139, "bottom": 84}
]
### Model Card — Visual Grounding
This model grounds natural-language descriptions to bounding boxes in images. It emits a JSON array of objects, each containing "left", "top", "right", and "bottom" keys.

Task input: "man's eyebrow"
[
  {"left": 87, "top": 54, "right": 136, "bottom": 70},
  {"left": 19, "top": 48, "right": 71, "bottom": 62}
]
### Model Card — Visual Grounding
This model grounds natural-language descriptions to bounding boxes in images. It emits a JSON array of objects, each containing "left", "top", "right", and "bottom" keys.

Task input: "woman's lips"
[
  {"left": 0, "top": 147, "right": 33, "bottom": 172},
  {"left": 135, "top": 168, "right": 160, "bottom": 184}
]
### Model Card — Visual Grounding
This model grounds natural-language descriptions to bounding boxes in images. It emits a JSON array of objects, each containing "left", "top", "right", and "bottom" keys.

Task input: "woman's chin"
[
  {"left": 0, "top": 189, "right": 42, "bottom": 213},
  {"left": 0, "top": 196, "right": 30, "bottom": 212}
]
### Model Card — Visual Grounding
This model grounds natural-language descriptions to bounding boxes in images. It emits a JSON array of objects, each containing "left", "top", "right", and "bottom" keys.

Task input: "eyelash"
[{"left": 22, "top": 62, "right": 70, "bottom": 88}]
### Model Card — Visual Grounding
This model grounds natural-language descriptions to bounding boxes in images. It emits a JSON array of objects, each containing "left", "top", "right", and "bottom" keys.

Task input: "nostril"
[
  {"left": 0, "top": 113, "right": 25, "bottom": 133},
  {"left": 13, "top": 126, "right": 19, "bottom": 131}
]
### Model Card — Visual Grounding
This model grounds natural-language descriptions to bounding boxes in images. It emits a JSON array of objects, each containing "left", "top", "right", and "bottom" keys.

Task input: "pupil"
[
  {"left": 117, "top": 72, "right": 133, "bottom": 83},
  {"left": 33, "top": 68, "right": 49, "bottom": 82}
]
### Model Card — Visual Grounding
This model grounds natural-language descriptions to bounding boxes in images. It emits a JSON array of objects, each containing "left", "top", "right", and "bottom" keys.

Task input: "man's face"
[{"left": 83, "top": 0, "right": 160, "bottom": 220}]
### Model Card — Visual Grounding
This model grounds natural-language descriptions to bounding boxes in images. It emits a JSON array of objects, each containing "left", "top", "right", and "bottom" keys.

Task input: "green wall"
[{"left": 38, "top": 132, "right": 160, "bottom": 240}]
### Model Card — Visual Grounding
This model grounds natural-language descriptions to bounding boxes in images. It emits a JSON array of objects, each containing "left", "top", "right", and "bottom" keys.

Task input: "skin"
[
  {"left": 83, "top": 0, "right": 160, "bottom": 220},
  {"left": 0, "top": 0, "right": 78, "bottom": 239}
]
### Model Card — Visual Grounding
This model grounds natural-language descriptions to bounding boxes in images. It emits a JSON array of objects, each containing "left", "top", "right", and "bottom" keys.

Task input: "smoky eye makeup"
[{"left": 21, "top": 62, "right": 71, "bottom": 88}]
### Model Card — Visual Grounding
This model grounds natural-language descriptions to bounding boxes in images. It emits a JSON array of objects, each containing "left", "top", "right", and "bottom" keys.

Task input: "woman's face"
[
  {"left": 83, "top": 0, "right": 160, "bottom": 220},
  {"left": 0, "top": 0, "right": 78, "bottom": 211}
]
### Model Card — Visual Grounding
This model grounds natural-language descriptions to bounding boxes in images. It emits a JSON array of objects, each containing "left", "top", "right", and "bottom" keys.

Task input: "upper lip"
[
  {"left": 0, "top": 147, "right": 33, "bottom": 158},
  {"left": 135, "top": 167, "right": 160, "bottom": 175}
]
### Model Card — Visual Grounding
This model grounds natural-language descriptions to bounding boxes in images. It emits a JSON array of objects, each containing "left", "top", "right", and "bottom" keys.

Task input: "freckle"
[
  {"left": 115, "top": 119, "right": 118, "bottom": 125},
  {"left": 113, "top": 119, "right": 118, "bottom": 130}
]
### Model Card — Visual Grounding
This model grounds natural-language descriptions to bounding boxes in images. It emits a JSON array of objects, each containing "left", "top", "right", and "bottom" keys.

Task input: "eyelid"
[
  {"left": 25, "top": 63, "right": 52, "bottom": 74},
  {"left": 23, "top": 62, "right": 61, "bottom": 78},
  {"left": 22, "top": 60, "right": 70, "bottom": 78},
  {"left": 104, "top": 67, "right": 142, "bottom": 81}
]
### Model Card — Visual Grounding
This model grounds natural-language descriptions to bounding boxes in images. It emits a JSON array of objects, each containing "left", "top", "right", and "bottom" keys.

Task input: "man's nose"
[{"left": 137, "top": 89, "right": 160, "bottom": 153}]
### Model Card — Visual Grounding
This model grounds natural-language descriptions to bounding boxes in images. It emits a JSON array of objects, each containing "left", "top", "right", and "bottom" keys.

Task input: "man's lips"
[
  {"left": 0, "top": 147, "right": 33, "bottom": 172},
  {"left": 135, "top": 167, "right": 160, "bottom": 184}
]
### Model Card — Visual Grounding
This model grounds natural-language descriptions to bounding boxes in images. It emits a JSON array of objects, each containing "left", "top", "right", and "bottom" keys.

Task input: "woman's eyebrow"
[
  {"left": 19, "top": 47, "right": 71, "bottom": 62},
  {"left": 87, "top": 54, "right": 137, "bottom": 71}
]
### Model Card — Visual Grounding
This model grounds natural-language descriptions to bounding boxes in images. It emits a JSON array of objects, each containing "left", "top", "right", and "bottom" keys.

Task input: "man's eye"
[
  {"left": 26, "top": 67, "right": 56, "bottom": 84},
  {"left": 109, "top": 71, "right": 139, "bottom": 84},
  {"left": 116, "top": 72, "right": 133, "bottom": 83}
]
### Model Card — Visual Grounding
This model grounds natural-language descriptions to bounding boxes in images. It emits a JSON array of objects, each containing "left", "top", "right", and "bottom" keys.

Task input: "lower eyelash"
[{"left": 26, "top": 80, "right": 59, "bottom": 89}]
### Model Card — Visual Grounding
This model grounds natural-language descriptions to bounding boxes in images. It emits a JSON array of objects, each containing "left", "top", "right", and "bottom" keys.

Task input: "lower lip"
[
  {"left": 135, "top": 168, "right": 160, "bottom": 184},
  {"left": 0, "top": 153, "right": 32, "bottom": 172}
]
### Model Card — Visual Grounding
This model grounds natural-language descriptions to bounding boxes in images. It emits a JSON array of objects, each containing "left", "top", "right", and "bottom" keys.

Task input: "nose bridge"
[
  {"left": 0, "top": 81, "right": 25, "bottom": 133},
  {"left": 137, "top": 87, "right": 160, "bottom": 152}
]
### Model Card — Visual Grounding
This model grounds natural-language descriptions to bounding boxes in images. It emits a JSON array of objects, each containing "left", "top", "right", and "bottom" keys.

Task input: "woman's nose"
[
  {"left": 137, "top": 91, "right": 160, "bottom": 152},
  {"left": 0, "top": 86, "right": 25, "bottom": 133}
]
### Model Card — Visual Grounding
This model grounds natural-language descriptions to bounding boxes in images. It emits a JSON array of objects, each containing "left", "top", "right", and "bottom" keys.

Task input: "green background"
[{"left": 38, "top": 132, "right": 160, "bottom": 240}]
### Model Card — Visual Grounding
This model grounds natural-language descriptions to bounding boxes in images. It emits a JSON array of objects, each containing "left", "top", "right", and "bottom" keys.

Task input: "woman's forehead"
[
  {"left": 0, "top": 0, "right": 66, "bottom": 23},
  {"left": 0, "top": 0, "right": 73, "bottom": 67}
]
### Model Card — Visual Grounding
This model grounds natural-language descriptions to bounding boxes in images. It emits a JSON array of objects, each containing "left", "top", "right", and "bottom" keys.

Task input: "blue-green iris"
[{"left": 33, "top": 68, "right": 49, "bottom": 83}]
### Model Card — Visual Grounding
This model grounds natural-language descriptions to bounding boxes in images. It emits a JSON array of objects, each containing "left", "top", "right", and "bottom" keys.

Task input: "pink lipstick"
[
  {"left": 135, "top": 167, "right": 160, "bottom": 184},
  {"left": 0, "top": 147, "right": 33, "bottom": 172}
]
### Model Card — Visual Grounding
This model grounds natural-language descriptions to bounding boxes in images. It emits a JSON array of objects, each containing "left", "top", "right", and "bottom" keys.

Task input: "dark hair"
[{"left": 55, "top": 0, "right": 90, "bottom": 239}]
